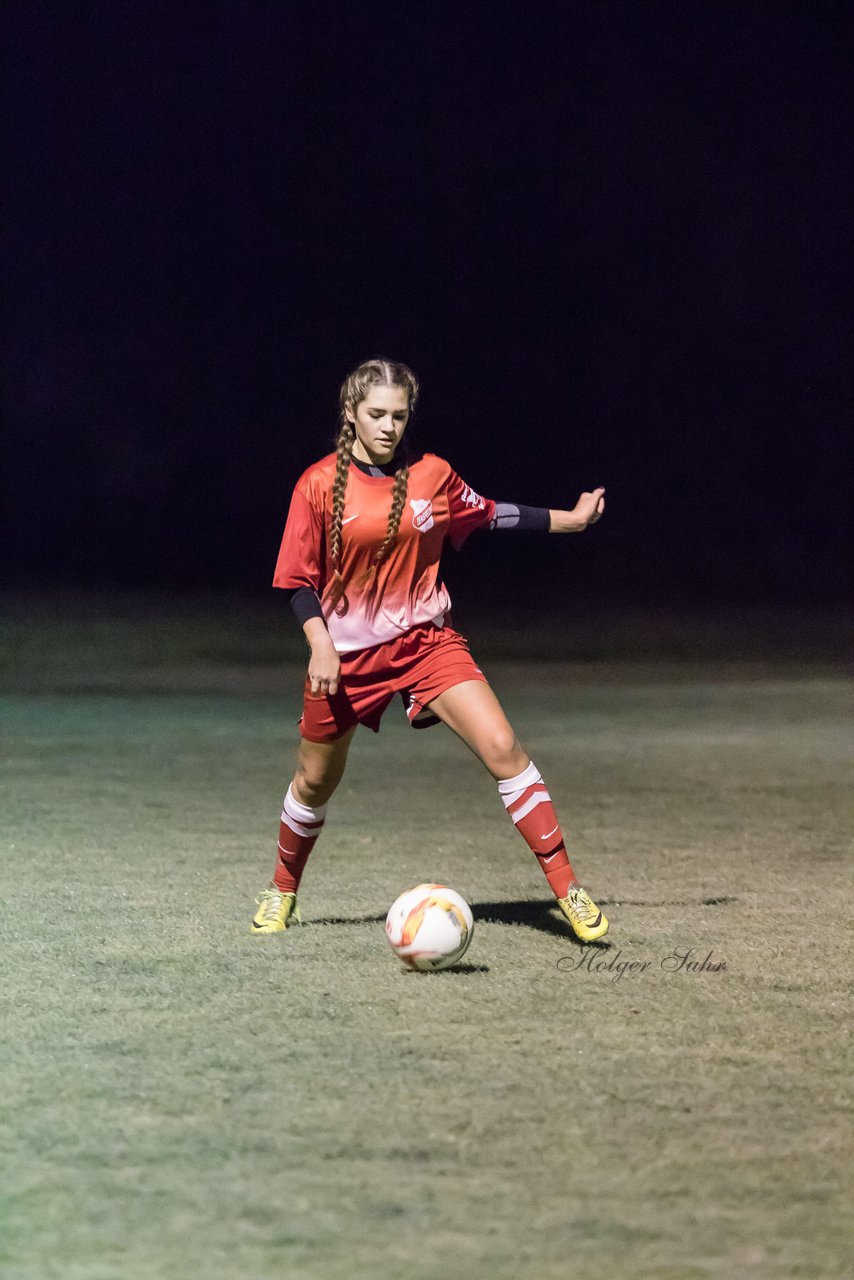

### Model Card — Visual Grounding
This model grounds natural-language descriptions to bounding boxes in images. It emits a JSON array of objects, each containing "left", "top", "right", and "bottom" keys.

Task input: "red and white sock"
[
  {"left": 498, "top": 761, "right": 577, "bottom": 899},
  {"left": 273, "top": 784, "right": 328, "bottom": 894}
]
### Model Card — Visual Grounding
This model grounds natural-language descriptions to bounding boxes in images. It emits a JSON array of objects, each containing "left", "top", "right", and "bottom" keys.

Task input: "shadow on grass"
[
  {"left": 401, "top": 962, "right": 491, "bottom": 975},
  {"left": 308, "top": 894, "right": 734, "bottom": 945},
  {"left": 471, "top": 898, "right": 610, "bottom": 945},
  {"left": 309, "top": 899, "right": 614, "bottom": 948}
]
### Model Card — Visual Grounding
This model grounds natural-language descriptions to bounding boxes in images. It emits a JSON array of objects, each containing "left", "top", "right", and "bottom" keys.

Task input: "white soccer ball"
[{"left": 385, "top": 883, "right": 474, "bottom": 971}]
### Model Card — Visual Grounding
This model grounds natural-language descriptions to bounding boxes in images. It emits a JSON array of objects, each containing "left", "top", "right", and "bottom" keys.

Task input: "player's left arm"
[
  {"left": 548, "top": 486, "right": 606, "bottom": 533},
  {"left": 488, "top": 488, "right": 606, "bottom": 534},
  {"left": 446, "top": 465, "right": 605, "bottom": 542}
]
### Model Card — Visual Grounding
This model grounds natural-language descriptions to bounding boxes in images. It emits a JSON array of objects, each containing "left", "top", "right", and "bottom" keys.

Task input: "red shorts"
[{"left": 299, "top": 623, "right": 486, "bottom": 743}]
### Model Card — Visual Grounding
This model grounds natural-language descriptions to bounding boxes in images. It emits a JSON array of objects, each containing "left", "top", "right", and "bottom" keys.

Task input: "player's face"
[{"left": 347, "top": 385, "right": 410, "bottom": 465}]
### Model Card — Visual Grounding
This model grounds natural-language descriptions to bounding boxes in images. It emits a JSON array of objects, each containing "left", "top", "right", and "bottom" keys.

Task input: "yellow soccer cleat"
[
  {"left": 557, "top": 885, "right": 609, "bottom": 942},
  {"left": 251, "top": 888, "right": 301, "bottom": 934}
]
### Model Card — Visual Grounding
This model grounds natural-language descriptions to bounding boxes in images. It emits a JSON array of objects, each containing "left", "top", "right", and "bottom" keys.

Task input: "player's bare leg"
[
  {"left": 425, "top": 679, "right": 529, "bottom": 779},
  {"left": 292, "top": 726, "right": 358, "bottom": 807},
  {"left": 252, "top": 727, "right": 358, "bottom": 934},
  {"left": 427, "top": 680, "right": 608, "bottom": 942}
]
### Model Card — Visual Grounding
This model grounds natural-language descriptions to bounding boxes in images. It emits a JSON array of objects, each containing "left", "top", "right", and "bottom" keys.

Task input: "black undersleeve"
[
  {"left": 284, "top": 587, "right": 324, "bottom": 627},
  {"left": 489, "top": 502, "right": 551, "bottom": 532}
]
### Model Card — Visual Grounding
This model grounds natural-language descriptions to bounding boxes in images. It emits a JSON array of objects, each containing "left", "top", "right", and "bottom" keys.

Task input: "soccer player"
[{"left": 251, "top": 357, "right": 609, "bottom": 942}]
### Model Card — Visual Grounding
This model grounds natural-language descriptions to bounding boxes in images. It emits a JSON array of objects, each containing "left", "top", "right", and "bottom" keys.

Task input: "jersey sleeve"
[
  {"left": 446, "top": 469, "right": 497, "bottom": 550},
  {"left": 272, "top": 478, "right": 326, "bottom": 591}
]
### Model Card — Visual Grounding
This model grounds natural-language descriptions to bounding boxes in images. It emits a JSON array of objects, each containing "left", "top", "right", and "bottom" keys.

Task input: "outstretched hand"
[
  {"left": 549, "top": 487, "right": 606, "bottom": 533},
  {"left": 575, "top": 487, "right": 606, "bottom": 527}
]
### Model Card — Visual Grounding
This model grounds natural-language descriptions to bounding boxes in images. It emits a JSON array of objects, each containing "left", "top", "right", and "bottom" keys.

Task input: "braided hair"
[
  {"left": 325, "top": 359, "right": 419, "bottom": 614},
  {"left": 328, "top": 420, "right": 356, "bottom": 573}
]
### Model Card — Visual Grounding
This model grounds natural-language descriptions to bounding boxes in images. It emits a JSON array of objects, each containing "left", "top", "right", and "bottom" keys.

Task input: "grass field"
[{"left": 1, "top": 597, "right": 851, "bottom": 1280}]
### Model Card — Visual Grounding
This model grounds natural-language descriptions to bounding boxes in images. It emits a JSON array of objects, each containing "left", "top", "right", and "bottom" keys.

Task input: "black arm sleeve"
[
  {"left": 488, "top": 503, "right": 551, "bottom": 532},
  {"left": 283, "top": 586, "right": 325, "bottom": 628}
]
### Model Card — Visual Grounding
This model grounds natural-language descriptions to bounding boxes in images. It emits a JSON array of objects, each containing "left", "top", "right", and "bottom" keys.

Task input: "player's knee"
[
  {"left": 293, "top": 758, "right": 341, "bottom": 807},
  {"left": 484, "top": 727, "right": 527, "bottom": 774},
  {"left": 293, "top": 771, "right": 330, "bottom": 807}
]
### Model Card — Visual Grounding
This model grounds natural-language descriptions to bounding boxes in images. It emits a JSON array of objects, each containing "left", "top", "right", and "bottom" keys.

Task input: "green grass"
[{"left": 1, "top": 599, "right": 851, "bottom": 1279}]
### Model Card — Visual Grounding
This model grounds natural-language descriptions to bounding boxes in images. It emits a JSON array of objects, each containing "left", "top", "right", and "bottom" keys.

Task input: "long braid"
[
  {"left": 374, "top": 465, "right": 410, "bottom": 567},
  {"left": 319, "top": 422, "right": 355, "bottom": 618},
  {"left": 329, "top": 421, "right": 355, "bottom": 571}
]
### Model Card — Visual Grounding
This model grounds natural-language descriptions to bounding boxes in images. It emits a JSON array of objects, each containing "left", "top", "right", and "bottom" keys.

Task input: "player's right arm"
[
  {"left": 273, "top": 465, "right": 342, "bottom": 695},
  {"left": 303, "top": 616, "right": 341, "bottom": 696}
]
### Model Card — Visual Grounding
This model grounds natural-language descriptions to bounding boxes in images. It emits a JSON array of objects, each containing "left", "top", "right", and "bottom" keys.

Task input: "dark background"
[{"left": 3, "top": 0, "right": 850, "bottom": 613}]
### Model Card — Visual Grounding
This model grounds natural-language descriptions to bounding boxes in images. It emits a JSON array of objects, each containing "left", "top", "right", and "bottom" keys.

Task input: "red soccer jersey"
[{"left": 273, "top": 452, "right": 496, "bottom": 653}]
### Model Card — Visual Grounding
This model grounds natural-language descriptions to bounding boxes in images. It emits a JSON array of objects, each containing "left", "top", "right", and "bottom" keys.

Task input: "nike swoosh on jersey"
[{"left": 342, "top": 515, "right": 360, "bottom": 525}]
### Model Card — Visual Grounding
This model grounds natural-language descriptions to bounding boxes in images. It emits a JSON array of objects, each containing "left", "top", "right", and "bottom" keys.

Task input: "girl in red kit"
[{"left": 251, "top": 357, "right": 609, "bottom": 942}]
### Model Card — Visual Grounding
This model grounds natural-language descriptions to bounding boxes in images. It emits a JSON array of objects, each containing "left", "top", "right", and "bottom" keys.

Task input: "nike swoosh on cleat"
[{"left": 342, "top": 514, "right": 360, "bottom": 525}]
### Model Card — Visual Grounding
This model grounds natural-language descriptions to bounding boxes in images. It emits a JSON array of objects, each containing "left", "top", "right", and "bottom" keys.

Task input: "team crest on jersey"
[{"left": 409, "top": 498, "right": 434, "bottom": 532}]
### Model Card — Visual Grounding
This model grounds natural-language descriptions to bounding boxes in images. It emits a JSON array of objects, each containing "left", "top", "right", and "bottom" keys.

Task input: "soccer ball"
[{"left": 385, "top": 884, "right": 474, "bottom": 971}]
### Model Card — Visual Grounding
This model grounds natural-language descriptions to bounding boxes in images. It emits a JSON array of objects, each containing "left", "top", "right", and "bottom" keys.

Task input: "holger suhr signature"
[{"left": 557, "top": 946, "right": 727, "bottom": 983}]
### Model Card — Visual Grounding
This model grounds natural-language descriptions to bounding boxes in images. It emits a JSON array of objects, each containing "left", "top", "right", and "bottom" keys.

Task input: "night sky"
[{"left": 4, "top": 1, "right": 849, "bottom": 608}]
